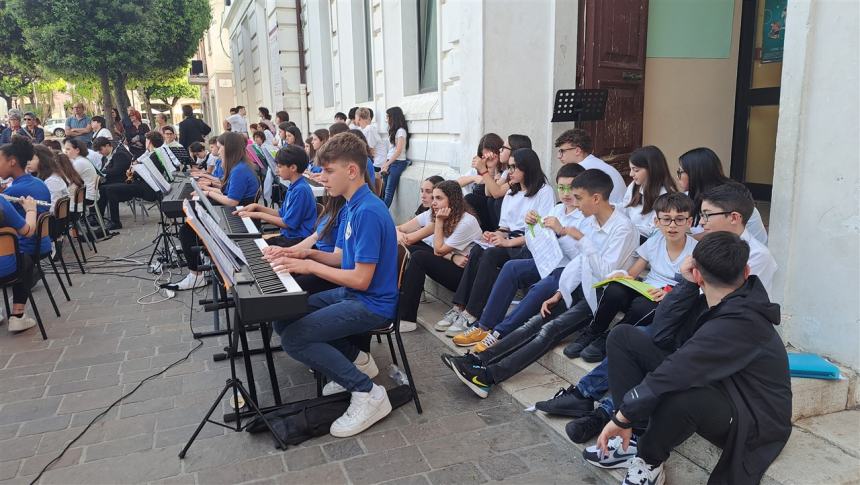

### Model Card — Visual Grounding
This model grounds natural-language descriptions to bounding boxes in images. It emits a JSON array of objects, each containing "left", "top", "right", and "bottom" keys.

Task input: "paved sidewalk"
[{"left": 0, "top": 216, "right": 609, "bottom": 484}]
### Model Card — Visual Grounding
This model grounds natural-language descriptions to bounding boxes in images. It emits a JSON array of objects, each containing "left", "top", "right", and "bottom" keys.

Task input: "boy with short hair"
[
  {"left": 355, "top": 108, "right": 389, "bottom": 174},
  {"left": 591, "top": 232, "right": 791, "bottom": 485},
  {"left": 334, "top": 112, "right": 347, "bottom": 123},
  {"left": 444, "top": 169, "right": 639, "bottom": 398},
  {"left": 235, "top": 145, "right": 317, "bottom": 247},
  {"left": 188, "top": 141, "right": 209, "bottom": 170},
  {"left": 554, "top": 129, "right": 626, "bottom": 204},
  {"left": 268, "top": 132, "right": 398, "bottom": 437}
]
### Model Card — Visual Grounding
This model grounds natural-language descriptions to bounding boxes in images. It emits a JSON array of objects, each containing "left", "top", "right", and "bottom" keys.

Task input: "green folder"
[{"left": 593, "top": 277, "right": 658, "bottom": 301}]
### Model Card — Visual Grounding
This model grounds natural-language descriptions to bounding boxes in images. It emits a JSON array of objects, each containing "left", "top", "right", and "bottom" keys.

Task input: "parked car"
[{"left": 43, "top": 118, "right": 67, "bottom": 137}]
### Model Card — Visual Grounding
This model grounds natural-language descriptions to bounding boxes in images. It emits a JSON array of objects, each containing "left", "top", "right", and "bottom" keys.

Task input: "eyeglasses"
[
  {"left": 657, "top": 216, "right": 691, "bottom": 226},
  {"left": 557, "top": 147, "right": 577, "bottom": 156},
  {"left": 557, "top": 184, "right": 573, "bottom": 194},
  {"left": 676, "top": 168, "right": 685, "bottom": 179},
  {"left": 698, "top": 211, "right": 732, "bottom": 222},
  {"left": 500, "top": 145, "right": 512, "bottom": 152}
]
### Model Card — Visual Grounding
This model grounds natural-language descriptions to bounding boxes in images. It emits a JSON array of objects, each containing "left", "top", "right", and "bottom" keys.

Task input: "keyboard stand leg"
[{"left": 259, "top": 322, "right": 282, "bottom": 406}]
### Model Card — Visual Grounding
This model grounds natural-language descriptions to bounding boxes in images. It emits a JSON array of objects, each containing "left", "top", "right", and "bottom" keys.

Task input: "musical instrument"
[
  {"left": 217, "top": 206, "right": 260, "bottom": 239},
  {"left": 232, "top": 237, "right": 306, "bottom": 324},
  {"left": 161, "top": 177, "right": 194, "bottom": 219},
  {"left": 1, "top": 193, "right": 52, "bottom": 207}
]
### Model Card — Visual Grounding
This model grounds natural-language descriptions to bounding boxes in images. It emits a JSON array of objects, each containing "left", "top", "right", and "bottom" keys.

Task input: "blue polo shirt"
[
  {"left": 4, "top": 174, "right": 52, "bottom": 256},
  {"left": 223, "top": 161, "right": 259, "bottom": 204},
  {"left": 66, "top": 115, "right": 92, "bottom": 144},
  {"left": 280, "top": 175, "right": 317, "bottom": 239},
  {"left": 335, "top": 184, "right": 398, "bottom": 318},
  {"left": 316, "top": 207, "right": 346, "bottom": 253},
  {"left": 0, "top": 197, "right": 26, "bottom": 277},
  {"left": 213, "top": 158, "right": 223, "bottom": 178}
]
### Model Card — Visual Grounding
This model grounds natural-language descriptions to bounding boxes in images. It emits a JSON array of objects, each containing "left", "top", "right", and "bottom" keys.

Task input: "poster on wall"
[{"left": 761, "top": 0, "right": 787, "bottom": 63}]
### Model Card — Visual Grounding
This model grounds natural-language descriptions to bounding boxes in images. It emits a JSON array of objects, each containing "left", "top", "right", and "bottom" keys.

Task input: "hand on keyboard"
[{"left": 270, "top": 256, "right": 312, "bottom": 275}]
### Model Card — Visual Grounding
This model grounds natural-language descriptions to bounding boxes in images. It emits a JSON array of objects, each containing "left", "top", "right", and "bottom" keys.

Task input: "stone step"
[{"left": 418, "top": 283, "right": 860, "bottom": 484}]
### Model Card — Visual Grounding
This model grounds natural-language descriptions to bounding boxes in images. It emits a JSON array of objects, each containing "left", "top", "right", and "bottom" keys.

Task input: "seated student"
[
  {"left": 0, "top": 194, "right": 41, "bottom": 332},
  {"left": 620, "top": 146, "right": 677, "bottom": 242},
  {"left": 463, "top": 134, "right": 532, "bottom": 231},
  {"left": 436, "top": 148, "right": 555, "bottom": 337},
  {"left": 160, "top": 126, "right": 182, "bottom": 149},
  {"left": 448, "top": 163, "right": 585, "bottom": 349},
  {"left": 396, "top": 175, "right": 446, "bottom": 251},
  {"left": 173, "top": 132, "right": 260, "bottom": 290},
  {"left": 442, "top": 169, "right": 639, "bottom": 399},
  {"left": 63, "top": 138, "right": 99, "bottom": 208},
  {"left": 90, "top": 115, "right": 112, "bottom": 141},
  {"left": 54, "top": 153, "right": 85, "bottom": 204},
  {"left": 555, "top": 129, "right": 626, "bottom": 204},
  {"left": 307, "top": 129, "right": 330, "bottom": 173},
  {"left": 266, "top": 132, "right": 398, "bottom": 437},
  {"left": 677, "top": 147, "right": 768, "bottom": 244},
  {"left": 329, "top": 122, "right": 349, "bottom": 137},
  {"left": 398, "top": 180, "right": 483, "bottom": 332},
  {"left": 347, "top": 129, "right": 378, "bottom": 188},
  {"left": 590, "top": 232, "right": 791, "bottom": 485},
  {"left": 28, "top": 145, "right": 69, "bottom": 210},
  {"left": 235, "top": 145, "right": 317, "bottom": 247},
  {"left": 544, "top": 182, "right": 778, "bottom": 445},
  {"left": 0, "top": 138, "right": 52, "bottom": 258},
  {"left": 188, "top": 141, "right": 210, "bottom": 170},
  {"left": 562, "top": 192, "right": 696, "bottom": 362},
  {"left": 252, "top": 130, "right": 266, "bottom": 147},
  {"left": 98, "top": 131, "right": 166, "bottom": 230},
  {"left": 92, "top": 136, "right": 131, "bottom": 185}
]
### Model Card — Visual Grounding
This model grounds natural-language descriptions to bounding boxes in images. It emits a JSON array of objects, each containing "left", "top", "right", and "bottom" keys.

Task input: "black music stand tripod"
[
  {"left": 550, "top": 88, "right": 608, "bottom": 124},
  {"left": 179, "top": 295, "right": 286, "bottom": 458},
  {"left": 147, "top": 196, "right": 183, "bottom": 271}
]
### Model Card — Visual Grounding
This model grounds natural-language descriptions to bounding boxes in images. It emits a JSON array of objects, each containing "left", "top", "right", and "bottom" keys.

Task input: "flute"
[{"left": 1, "top": 193, "right": 52, "bottom": 207}]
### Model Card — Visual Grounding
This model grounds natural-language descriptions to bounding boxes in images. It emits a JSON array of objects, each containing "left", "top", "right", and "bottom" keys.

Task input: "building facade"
[
  {"left": 192, "top": 0, "right": 239, "bottom": 135},
  {"left": 222, "top": 0, "right": 859, "bottom": 374}
]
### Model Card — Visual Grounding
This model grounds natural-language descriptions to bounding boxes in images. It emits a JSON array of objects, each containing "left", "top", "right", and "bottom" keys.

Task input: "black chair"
[
  {"left": 71, "top": 186, "right": 98, "bottom": 254},
  {"left": 52, "top": 196, "right": 83, "bottom": 279},
  {"left": 0, "top": 228, "right": 48, "bottom": 340},
  {"left": 35, "top": 212, "right": 70, "bottom": 303}
]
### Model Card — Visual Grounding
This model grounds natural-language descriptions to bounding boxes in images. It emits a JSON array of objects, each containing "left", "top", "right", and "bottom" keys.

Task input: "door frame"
[{"left": 730, "top": 0, "right": 780, "bottom": 201}]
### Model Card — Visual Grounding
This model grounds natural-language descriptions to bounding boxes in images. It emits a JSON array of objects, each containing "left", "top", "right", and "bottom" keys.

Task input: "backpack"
[{"left": 245, "top": 385, "right": 414, "bottom": 449}]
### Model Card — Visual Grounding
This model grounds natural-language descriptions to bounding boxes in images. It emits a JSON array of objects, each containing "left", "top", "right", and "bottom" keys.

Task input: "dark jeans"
[
  {"left": 606, "top": 325, "right": 733, "bottom": 464},
  {"left": 274, "top": 287, "right": 389, "bottom": 393},
  {"left": 586, "top": 282, "right": 660, "bottom": 337},
  {"left": 464, "top": 190, "right": 500, "bottom": 232},
  {"left": 400, "top": 248, "right": 464, "bottom": 322},
  {"left": 98, "top": 181, "right": 159, "bottom": 224},
  {"left": 453, "top": 245, "right": 529, "bottom": 319},
  {"left": 382, "top": 160, "right": 408, "bottom": 208},
  {"left": 294, "top": 274, "right": 338, "bottom": 296},
  {"left": 10, "top": 254, "right": 35, "bottom": 305},
  {"left": 478, "top": 287, "right": 597, "bottom": 384}
]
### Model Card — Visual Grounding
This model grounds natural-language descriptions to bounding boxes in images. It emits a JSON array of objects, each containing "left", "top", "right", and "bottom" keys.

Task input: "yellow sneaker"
[
  {"left": 473, "top": 331, "right": 499, "bottom": 353},
  {"left": 452, "top": 327, "right": 488, "bottom": 347}
]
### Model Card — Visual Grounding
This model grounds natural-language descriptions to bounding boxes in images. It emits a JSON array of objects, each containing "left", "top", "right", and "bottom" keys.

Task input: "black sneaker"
[
  {"left": 534, "top": 386, "right": 594, "bottom": 417},
  {"left": 563, "top": 330, "right": 599, "bottom": 359},
  {"left": 450, "top": 356, "right": 492, "bottom": 398},
  {"left": 565, "top": 407, "right": 610, "bottom": 443},
  {"left": 580, "top": 332, "right": 608, "bottom": 363},
  {"left": 440, "top": 352, "right": 480, "bottom": 371}
]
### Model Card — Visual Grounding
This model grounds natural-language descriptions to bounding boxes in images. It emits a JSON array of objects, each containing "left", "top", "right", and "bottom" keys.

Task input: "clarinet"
[{"left": 1, "top": 193, "right": 52, "bottom": 207}]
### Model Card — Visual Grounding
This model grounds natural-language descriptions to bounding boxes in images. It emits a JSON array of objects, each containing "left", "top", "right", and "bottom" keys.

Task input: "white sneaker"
[
  {"left": 399, "top": 320, "right": 417, "bottom": 332},
  {"left": 445, "top": 312, "right": 475, "bottom": 337},
  {"left": 583, "top": 436, "right": 638, "bottom": 469},
  {"left": 622, "top": 457, "right": 665, "bottom": 485},
  {"left": 8, "top": 315, "right": 36, "bottom": 332},
  {"left": 330, "top": 384, "right": 392, "bottom": 437},
  {"left": 322, "top": 352, "right": 379, "bottom": 396},
  {"left": 434, "top": 308, "right": 461, "bottom": 331},
  {"left": 175, "top": 272, "right": 207, "bottom": 291}
]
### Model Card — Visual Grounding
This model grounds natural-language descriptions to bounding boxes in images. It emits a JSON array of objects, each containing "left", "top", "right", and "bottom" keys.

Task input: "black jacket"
[
  {"left": 179, "top": 117, "right": 211, "bottom": 149},
  {"left": 622, "top": 276, "right": 792, "bottom": 485},
  {"left": 102, "top": 147, "right": 133, "bottom": 185}
]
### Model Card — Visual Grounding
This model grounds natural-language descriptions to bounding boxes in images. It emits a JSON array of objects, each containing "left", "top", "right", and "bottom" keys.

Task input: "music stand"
[
  {"left": 550, "top": 89, "right": 608, "bottom": 124},
  {"left": 178, "top": 200, "right": 286, "bottom": 458},
  {"left": 169, "top": 146, "right": 193, "bottom": 169}
]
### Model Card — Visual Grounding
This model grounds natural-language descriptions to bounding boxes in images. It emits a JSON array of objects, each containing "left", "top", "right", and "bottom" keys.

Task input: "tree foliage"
[
  {"left": 0, "top": 0, "right": 39, "bottom": 108},
  {"left": 144, "top": 76, "right": 200, "bottom": 108}
]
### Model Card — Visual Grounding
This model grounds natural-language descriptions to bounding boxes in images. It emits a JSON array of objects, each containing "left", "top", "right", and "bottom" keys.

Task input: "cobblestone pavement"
[{"left": 0, "top": 213, "right": 608, "bottom": 484}]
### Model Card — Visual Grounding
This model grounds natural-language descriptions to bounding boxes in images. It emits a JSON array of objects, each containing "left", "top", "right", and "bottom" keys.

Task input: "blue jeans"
[
  {"left": 274, "top": 287, "right": 389, "bottom": 393},
  {"left": 382, "top": 160, "right": 408, "bottom": 208},
  {"left": 492, "top": 268, "right": 563, "bottom": 336},
  {"left": 478, "top": 259, "right": 542, "bottom": 332}
]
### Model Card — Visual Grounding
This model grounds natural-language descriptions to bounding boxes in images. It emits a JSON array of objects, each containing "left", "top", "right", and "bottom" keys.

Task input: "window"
[
  {"left": 319, "top": 0, "right": 335, "bottom": 107},
  {"left": 417, "top": 0, "right": 438, "bottom": 93},
  {"left": 352, "top": 0, "right": 373, "bottom": 102}
]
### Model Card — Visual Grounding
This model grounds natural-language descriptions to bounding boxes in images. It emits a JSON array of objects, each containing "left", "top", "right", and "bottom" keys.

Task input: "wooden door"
[{"left": 577, "top": 0, "right": 649, "bottom": 175}]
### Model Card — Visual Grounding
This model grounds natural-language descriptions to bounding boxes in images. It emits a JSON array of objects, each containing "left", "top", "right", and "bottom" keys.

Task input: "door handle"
[{"left": 622, "top": 72, "right": 643, "bottom": 82}]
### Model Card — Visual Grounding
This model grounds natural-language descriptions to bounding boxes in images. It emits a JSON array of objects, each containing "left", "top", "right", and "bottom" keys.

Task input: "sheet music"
[
  {"left": 260, "top": 144, "right": 279, "bottom": 173},
  {"left": 190, "top": 178, "right": 220, "bottom": 222},
  {"left": 472, "top": 239, "right": 494, "bottom": 250},
  {"left": 157, "top": 145, "right": 181, "bottom": 170},
  {"left": 193, "top": 202, "right": 248, "bottom": 266},
  {"left": 525, "top": 225, "right": 564, "bottom": 279},
  {"left": 182, "top": 200, "right": 238, "bottom": 287},
  {"left": 150, "top": 149, "right": 176, "bottom": 182},
  {"left": 139, "top": 155, "right": 171, "bottom": 193},
  {"left": 132, "top": 163, "right": 162, "bottom": 193},
  {"left": 168, "top": 146, "right": 192, "bottom": 167}
]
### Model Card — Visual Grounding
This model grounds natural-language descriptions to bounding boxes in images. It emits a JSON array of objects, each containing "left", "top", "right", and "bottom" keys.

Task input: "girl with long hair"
[
  {"left": 677, "top": 147, "right": 768, "bottom": 243},
  {"left": 622, "top": 145, "right": 678, "bottom": 240},
  {"left": 28, "top": 145, "right": 69, "bottom": 210},
  {"left": 397, "top": 175, "right": 446, "bottom": 248},
  {"left": 438, "top": 147, "right": 556, "bottom": 336},
  {"left": 398, "top": 180, "right": 483, "bottom": 331},
  {"left": 380, "top": 106, "right": 410, "bottom": 207},
  {"left": 308, "top": 128, "right": 330, "bottom": 173}
]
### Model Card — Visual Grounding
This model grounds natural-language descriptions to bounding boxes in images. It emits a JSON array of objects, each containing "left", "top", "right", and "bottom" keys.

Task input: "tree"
[{"left": 0, "top": 0, "right": 39, "bottom": 109}]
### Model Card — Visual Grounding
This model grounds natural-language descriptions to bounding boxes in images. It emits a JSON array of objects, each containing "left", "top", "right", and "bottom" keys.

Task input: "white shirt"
[
  {"left": 621, "top": 183, "right": 668, "bottom": 239},
  {"left": 415, "top": 211, "right": 483, "bottom": 256},
  {"left": 93, "top": 127, "right": 112, "bottom": 140},
  {"left": 547, "top": 203, "right": 585, "bottom": 266},
  {"left": 226, "top": 114, "right": 248, "bottom": 134},
  {"left": 579, "top": 154, "right": 627, "bottom": 205},
  {"left": 72, "top": 156, "right": 98, "bottom": 201},
  {"left": 690, "top": 206, "right": 769, "bottom": 246},
  {"left": 362, "top": 125, "right": 389, "bottom": 168},
  {"left": 741, "top": 229, "right": 777, "bottom": 297},
  {"left": 498, "top": 184, "right": 556, "bottom": 233},
  {"left": 386, "top": 128, "right": 408, "bottom": 161},
  {"left": 461, "top": 167, "right": 479, "bottom": 195},
  {"left": 44, "top": 173, "right": 69, "bottom": 210},
  {"left": 635, "top": 233, "right": 697, "bottom": 288}
]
